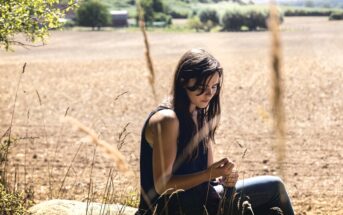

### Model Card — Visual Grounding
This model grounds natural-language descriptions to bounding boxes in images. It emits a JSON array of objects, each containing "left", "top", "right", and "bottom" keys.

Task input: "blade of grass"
[
  {"left": 269, "top": 0, "right": 286, "bottom": 179},
  {"left": 65, "top": 116, "right": 132, "bottom": 175}
]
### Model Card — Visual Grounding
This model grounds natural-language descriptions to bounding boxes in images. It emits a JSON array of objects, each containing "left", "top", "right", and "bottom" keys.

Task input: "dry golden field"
[{"left": 0, "top": 17, "right": 342, "bottom": 214}]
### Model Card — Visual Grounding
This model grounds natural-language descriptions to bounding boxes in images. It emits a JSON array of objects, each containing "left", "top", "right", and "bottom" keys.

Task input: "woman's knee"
[{"left": 266, "top": 176, "right": 286, "bottom": 192}]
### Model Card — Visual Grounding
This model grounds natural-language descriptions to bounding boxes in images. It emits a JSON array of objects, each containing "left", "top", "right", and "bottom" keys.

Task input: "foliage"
[
  {"left": 0, "top": 183, "right": 30, "bottom": 215},
  {"left": 0, "top": 0, "right": 77, "bottom": 51},
  {"left": 221, "top": 7, "right": 284, "bottom": 31},
  {"left": 138, "top": 0, "right": 155, "bottom": 23},
  {"left": 153, "top": 12, "right": 172, "bottom": 25},
  {"left": 138, "top": 0, "right": 172, "bottom": 26},
  {"left": 282, "top": 7, "right": 335, "bottom": 16},
  {"left": 163, "top": 0, "right": 191, "bottom": 18},
  {"left": 76, "top": 0, "right": 111, "bottom": 30},
  {"left": 222, "top": 10, "right": 246, "bottom": 31},
  {"left": 188, "top": 8, "right": 220, "bottom": 31},
  {"left": 187, "top": 15, "right": 216, "bottom": 32},
  {"left": 329, "top": 11, "right": 343, "bottom": 20},
  {"left": 244, "top": 10, "right": 269, "bottom": 30},
  {"left": 186, "top": 2, "right": 285, "bottom": 31},
  {"left": 199, "top": 8, "right": 220, "bottom": 26},
  {"left": 187, "top": 16, "right": 203, "bottom": 32}
]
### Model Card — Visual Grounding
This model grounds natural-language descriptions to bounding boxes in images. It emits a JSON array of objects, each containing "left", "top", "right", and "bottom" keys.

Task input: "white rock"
[{"left": 29, "top": 199, "right": 137, "bottom": 215}]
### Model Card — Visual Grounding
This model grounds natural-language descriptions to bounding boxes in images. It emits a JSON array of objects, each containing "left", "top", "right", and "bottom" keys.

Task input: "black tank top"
[{"left": 136, "top": 106, "right": 220, "bottom": 215}]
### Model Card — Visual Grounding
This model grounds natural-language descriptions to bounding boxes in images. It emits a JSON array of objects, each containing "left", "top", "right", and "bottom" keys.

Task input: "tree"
[
  {"left": 138, "top": 0, "right": 172, "bottom": 26},
  {"left": 0, "top": 0, "right": 77, "bottom": 51},
  {"left": 76, "top": 0, "right": 111, "bottom": 30},
  {"left": 138, "top": 0, "right": 154, "bottom": 23},
  {"left": 199, "top": 9, "right": 220, "bottom": 25}
]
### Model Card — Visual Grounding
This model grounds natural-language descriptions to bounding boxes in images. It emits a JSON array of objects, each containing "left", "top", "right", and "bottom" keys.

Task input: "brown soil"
[{"left": 0, "top": 17, "right": 342, "bottom": 214}]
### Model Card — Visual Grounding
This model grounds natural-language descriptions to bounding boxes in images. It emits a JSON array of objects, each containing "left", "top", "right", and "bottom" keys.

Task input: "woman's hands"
[
  {"left": 207, "top": 158, "right": 239, "bottom": 187},
  {"left": 208, "top": 158, "right": 235, "bottom": 179},
  {"left": 221, "top": 169, "right": 239, "bottom": 187}
]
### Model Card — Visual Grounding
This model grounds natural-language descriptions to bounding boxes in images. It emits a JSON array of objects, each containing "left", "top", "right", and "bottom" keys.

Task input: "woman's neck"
[
  {"left": 189, "top": 104, "right": 196, "bottom": 114},
  {"left": 190, "top": 106, "right": 198, "bottom": 124}
]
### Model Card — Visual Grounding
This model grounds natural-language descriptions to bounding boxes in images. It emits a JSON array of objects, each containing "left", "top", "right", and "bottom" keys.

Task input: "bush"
[
  {"left": 138, "top": 0, "right": 172, "bottom": 26},
  {"left": 153, "top": 12, "right": 172, "bottom": 26},
  {"left": 199, "top": 9, "right": 220, "bottom": 26},
  {"left": 162, "top": 0, "right": 192, "bottom": 18},
  {"left": 283, "top": 7, "right": 332, "bottom": 16},
  {"left": 329, "top": 11, "right": 343, "bottom": 20},
  {"left": 222, "top": 10, "right": 245, "bottom": 31},
  {"left": 245, "top": 10, "right": 268, "bottom": 30},
  {"left": 221, "top": 8, "right": 283, "bottom": 31},
  {"left": 169, "top": 9, "right": 189, "bottom": 19},
  {"left": 76, "top": 0, "right": 111, "bottom": 30},
  {"left": 0, "top": 183, "right": 29, "bottom": 215},
  {"left": 187, "top": 16, "right": 203, "bottom": 32}
]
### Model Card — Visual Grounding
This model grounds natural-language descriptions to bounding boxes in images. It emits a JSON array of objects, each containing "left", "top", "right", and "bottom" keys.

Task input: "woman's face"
[{"left": 185, "top": 72, "right": 220, "bottom": 112}]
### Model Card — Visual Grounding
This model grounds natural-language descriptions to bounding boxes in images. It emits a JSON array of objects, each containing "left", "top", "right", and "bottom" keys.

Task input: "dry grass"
[
  {"left": 268, "top": 0, "right": 286, "bottom": 179},
  {"left": 0, "top": 17, "right": 342, "bottom": 214},
  {"left": 137, "top": 0, "right": 157, "bottom": 104}
]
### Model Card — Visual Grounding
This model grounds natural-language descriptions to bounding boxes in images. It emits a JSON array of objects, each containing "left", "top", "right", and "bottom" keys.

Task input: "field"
[{"left": 0, "top": 17, "right": 342, "bottom": 214}]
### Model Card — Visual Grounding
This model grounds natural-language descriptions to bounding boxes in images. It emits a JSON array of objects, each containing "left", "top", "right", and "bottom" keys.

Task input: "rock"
[{"left": 29, "top": 199, "right": 137, "bottom": 215}]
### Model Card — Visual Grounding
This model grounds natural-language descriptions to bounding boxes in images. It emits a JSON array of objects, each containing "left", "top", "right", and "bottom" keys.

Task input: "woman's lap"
[{"left": 214, "top": 175, "right": 294, "bottom": 215}]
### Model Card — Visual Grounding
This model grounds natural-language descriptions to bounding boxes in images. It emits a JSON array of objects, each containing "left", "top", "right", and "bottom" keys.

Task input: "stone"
[{"left": 29, "top": 199, "right": 137, "bottom": 215}]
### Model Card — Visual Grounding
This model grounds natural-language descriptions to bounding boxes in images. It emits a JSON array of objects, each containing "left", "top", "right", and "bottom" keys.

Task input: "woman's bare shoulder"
[
  {"left": 145, "top": 109, "right": 179, "bottom": 145},
  {"left": 149, "top": 109, "right": 179, "bottom": 127}
]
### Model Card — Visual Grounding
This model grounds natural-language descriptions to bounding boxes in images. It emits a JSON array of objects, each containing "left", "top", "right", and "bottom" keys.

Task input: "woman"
[{"left": 136, "top": 48, "right": 294, "bottom": 215}]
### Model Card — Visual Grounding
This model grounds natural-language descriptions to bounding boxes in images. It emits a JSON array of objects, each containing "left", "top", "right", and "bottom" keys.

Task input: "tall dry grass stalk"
[
  {"left": 35, "top": 88, "right": 55, "bottom": 198},
  {"left": 268, "top": 0, "right": 286, "bottom": 178},
  {"left": 86, "top": 146, "right": 97, "bottom": 215},
  {"left": 137, "top": 0, "right": 157, "bottom": 103},
  {"left": 1, "top": 62, "right": 26, "bottom": 187},
  {"left": 65, "top": 116, "right": 133, "bottom": 175}
]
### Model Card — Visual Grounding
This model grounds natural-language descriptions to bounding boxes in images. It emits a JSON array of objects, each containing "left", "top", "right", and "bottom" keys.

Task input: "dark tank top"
[{"left": 136, "top": 106, "right": 220, "bottom": 215}]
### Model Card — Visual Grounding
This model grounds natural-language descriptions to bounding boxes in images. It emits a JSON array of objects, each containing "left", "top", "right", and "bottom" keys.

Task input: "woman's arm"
[
  {"left": 207, "top": 139, "right": 214, "bottom": 167},
  {"left": 149, "top": 110, "right": 234, "bottom": 195}
]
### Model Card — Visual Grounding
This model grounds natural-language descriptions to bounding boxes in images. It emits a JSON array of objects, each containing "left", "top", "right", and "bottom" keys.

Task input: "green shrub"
[
  {"left": 329, "top": 11, "right": 343, "bottom": 20},
  {"left": 199, "top": 8, "right": 220, "bottom": 26},
  {"left": 187, "top": 16, "right": 203, "bottom": 32},
  {"left": 163, "top": 0, "right": 191, "bottom": 18},
  {"left": 169, "top": 10, "right": 189, "bottom": 19},
  {"left": 0, "top": 183, "right": 29, "bottom": 215},
  {"left": 76, "top": 0, "right": 111, "bottom": 30},
  {"left": 221, "top": 8, "right": 283, "bottom": 31},
  {"left": 153, "top": 12, "right": 172, "bottom": 26},
  {"left": 138, "top": 0, "right": 172, "bottom": 26},
  {"left": 222, "top": 10, "right": 245, "bottom": 31},
  {"left": 245, "top": 10, "right": 268, "bottom": 30},
  {"left": 283, "top": 7, "right": 332, "bottom": 16}
]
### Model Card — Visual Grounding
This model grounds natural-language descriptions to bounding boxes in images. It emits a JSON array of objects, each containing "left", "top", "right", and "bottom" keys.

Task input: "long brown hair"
[{"left": 170, "top": 48, "right": 223, "bottom": 159}]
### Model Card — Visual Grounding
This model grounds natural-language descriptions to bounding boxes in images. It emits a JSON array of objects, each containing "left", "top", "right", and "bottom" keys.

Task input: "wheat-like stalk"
[
  {"left": 268, "top": 0, "right": 286, "bottom": 179},
  {"left": 65, "top": 116, "right": 132, "bottom": 175},
  {"left": 137, "top": 0, "right": 157, "bottom": 103},
  {"left": 1, "top": 62, "right": 26, "bottom": 187}
]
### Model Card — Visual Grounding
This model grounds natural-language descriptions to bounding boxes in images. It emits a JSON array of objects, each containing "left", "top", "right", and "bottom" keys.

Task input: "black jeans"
[{"left": 214, "top": 176, "right": 294, "bottom": 215}]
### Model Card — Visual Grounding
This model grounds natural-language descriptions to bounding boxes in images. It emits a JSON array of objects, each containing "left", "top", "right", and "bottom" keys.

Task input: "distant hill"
[{"left": 253, "top": 0, "right": 343, "bottom": 8}]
